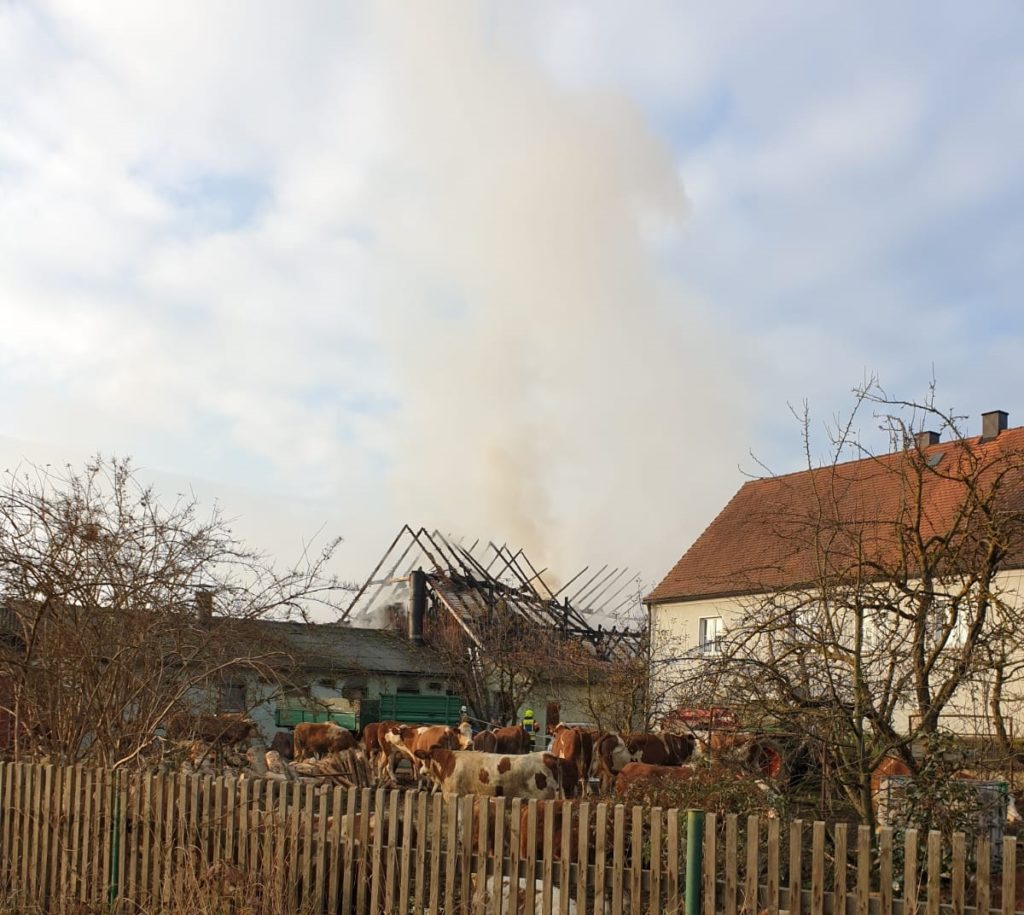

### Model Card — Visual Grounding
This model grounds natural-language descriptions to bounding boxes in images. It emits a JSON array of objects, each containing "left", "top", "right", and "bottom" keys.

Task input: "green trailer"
[
  {"left": 378, "top": 694, "right": 464, "bottom": 726},
  {"left": 274, "top": 698, "right": 380, "bottom": 731},
  {"left": 274, "top": 693, "right": 464, "bottom": 731}
]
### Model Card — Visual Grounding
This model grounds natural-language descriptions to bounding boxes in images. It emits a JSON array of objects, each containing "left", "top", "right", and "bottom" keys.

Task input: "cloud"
[{"left": 0, "top": 0, "right": 1023, "bottom": 601}]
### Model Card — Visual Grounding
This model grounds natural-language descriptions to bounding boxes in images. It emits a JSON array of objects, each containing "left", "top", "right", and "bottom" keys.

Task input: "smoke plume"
[{"left": 365, "top": 3, "right": 747, "bottom": 588}]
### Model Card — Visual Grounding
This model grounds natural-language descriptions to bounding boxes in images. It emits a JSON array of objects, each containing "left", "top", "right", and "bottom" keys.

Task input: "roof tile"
[{"left": 647, "top": 427, "right": 1024, "bottom": 604}]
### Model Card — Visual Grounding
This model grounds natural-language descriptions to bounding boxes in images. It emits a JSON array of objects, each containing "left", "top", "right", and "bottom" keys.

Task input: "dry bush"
[
  {"left": 615, "top": 764, "right": 784, "bottom": 821},
  {"left": 0, "top": 457, "right": 345, "bottom": 768}
]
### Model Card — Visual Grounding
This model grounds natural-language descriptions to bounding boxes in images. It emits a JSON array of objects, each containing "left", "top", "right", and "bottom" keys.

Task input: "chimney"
[
  {"left": 408, "top": 569, "right": 426, "bottom": 646},
  {"left": 915, "top": 430, "right": 940, "bottom": 450},
  {"left": 981, "top": 410, "right": 1009, "bottom": 441},
  {"left": 194, "top": 588, "right": 214, "bottom": 624}
]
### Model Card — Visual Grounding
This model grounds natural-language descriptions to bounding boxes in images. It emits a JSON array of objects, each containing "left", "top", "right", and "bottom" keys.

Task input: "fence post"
[
  {"left": 686, "top": 809, "right": 705, "bottom": 915},
  {"left": 108, "top": 772, "right": 120, "bottom": 907}
]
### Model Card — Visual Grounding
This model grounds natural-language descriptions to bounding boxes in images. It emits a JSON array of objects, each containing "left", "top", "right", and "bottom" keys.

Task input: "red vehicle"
[{"left": 662, "top": 706, "right": 740, "bottom": 731}]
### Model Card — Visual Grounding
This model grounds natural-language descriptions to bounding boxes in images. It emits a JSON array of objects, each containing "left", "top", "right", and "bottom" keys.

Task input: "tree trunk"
[{"left": 989, "top": 664, "right": 1013, "bottom": 758}]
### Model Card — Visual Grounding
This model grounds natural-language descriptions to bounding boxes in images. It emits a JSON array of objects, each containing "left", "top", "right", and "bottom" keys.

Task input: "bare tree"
[
  {"left": 0, "top": 457, "right": 344, "bottom": 767},
  {"left": 560, "top": 609, "right": 685, "bottom": 733},
  {"left": 669, "top": 381, "right": 1024, "bottom": 823},
  {"left": 425, "top": 597, "right": 555, "bottom": 724}
]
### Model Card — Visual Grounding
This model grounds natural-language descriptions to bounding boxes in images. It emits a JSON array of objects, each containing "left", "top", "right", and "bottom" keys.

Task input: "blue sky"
[{"left": 1, "top": 1, "right": 1023, "bottom": 594}]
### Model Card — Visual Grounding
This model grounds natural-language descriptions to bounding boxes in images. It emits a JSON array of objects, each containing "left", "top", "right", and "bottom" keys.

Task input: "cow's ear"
[{"left": 414, "top": 749, "right": 431, "bottom": 760}]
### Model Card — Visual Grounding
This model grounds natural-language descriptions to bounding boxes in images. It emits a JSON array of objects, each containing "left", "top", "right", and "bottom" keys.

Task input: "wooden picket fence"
[{"left": 0, "top": 760, "right": 1021, "bottom": 914}]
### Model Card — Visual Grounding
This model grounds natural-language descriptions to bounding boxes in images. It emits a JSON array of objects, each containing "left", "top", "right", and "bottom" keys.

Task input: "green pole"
[
  {"left": 685, "top": 808, "right": 705, "bottom": 915},
  {"left": 108, "top": 773, "right": 121, "bottom": 906}
]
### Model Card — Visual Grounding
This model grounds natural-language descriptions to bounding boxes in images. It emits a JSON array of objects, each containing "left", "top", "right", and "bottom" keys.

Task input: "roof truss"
[{"left": 343, "top": 525, "right": 644, "bottom": 661}]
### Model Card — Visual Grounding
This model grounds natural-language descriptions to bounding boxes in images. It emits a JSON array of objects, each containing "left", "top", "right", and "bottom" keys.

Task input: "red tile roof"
[{"left": 646, "top": 426, "right": 1024, "bottom": 604}]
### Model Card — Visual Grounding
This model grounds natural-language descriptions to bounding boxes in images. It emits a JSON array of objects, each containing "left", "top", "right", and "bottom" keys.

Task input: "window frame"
[{"left": 698, "top": 616, "right": 724, "bottom": 654}]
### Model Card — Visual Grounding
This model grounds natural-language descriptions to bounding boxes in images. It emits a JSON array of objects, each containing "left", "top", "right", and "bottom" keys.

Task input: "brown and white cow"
[
  {"left": 362, "top": 721, "right": 403, "bottom": 779},
  {"left": 595, "top": 731, "right": 696, "bottom": 792},
  {"left": 549, "top": 726, "right": 597, "bottom": 796},
  {"left": 694, "top": 732, "right": 784, "bottom": 779},
  {"left": 415, "top": 748, "right": 564, "bottom": 799},
  {"left": 473, "top": 726, "right": 532, "bottom": 754},
  {"left": 293, "top": 722, "right": 358, "bottom": 762},
  {"left": 387, "top": 725, "right": 471, "bottom": 785}
]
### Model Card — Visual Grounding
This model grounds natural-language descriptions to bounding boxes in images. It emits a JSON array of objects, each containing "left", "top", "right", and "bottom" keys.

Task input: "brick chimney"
[
  {"left": 407, "top": 569, "right": 426, "bottom": 646},
  {"left": 194, "top": 588, "right": 214, "bottom": 623},
  {"left": 915, "top": 430, "right": 940, "bottom": 450},
  {"left": 981, "top": 410, "right": 1008, "bottom": 441}
]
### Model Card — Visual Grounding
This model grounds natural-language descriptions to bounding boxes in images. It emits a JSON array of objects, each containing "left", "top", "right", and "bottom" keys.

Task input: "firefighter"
[{"left": 522, "top": 708, "right": 536, "bottom": 735}]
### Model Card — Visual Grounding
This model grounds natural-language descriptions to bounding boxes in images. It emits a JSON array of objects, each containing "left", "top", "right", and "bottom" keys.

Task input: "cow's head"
[
  {"left": 456, "top": 722, "right": 474, "bottom": 749},
  {"left": 384, "top": 728, "right": 417, "bottom": 761},
  {"left": 414, "top": 747, "right": 457, "bottom": 787}
]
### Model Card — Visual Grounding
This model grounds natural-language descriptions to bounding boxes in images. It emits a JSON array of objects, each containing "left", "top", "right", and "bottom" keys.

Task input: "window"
[
  {"left": 928, "top": 594, "right": 971, "bottom": 648},
  {"left": 396, "top": 681, "right": 421, "bottom": 695},
  {"left": 219, "top": 682, "right": 247, "bottom": 713},
  {"left": 698, "top": 617, "right": 723, "bottom": 654}
]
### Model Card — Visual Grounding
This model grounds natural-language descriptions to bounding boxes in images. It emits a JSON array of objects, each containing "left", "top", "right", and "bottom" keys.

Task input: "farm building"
[
  {"left": 646, "top": 409, "right": 1024, "bottom": 739},
  {"left": 0, "top": 596, "right": 462, "bottom": 752},
  {"left": 205, "top": 619, "right": 461, "bottom": 743},
  {"left": 344, "top": 526, "right": 647, "bottom": 736}
]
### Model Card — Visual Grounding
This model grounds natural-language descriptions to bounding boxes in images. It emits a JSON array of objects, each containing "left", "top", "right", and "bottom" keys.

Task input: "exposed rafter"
[{"left": 342, "top": 526, "right": 644, "bottom": 661}]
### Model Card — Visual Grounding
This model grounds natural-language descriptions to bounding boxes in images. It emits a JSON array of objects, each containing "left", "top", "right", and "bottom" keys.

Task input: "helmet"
[{"left": 524, "top": 708, "right": 534, "bottom": 718}]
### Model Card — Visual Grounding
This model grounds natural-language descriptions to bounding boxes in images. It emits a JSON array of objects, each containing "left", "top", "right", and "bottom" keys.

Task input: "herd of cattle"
[
  {"left": 169, "top": 715, "right": 1024, "bottom": 835},
  {"left": 278, "top": 719, "right": 776, "bottom": 803}
]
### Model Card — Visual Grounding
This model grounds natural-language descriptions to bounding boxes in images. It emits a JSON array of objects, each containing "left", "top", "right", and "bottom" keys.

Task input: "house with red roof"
[{"left": 645, "top": 409, "right": 1024, "bottom": 735}]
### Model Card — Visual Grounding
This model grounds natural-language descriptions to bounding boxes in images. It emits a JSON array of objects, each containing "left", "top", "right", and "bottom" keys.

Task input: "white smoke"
[{"left": 362, "top": 3, "right": 749, "bottom": 588}]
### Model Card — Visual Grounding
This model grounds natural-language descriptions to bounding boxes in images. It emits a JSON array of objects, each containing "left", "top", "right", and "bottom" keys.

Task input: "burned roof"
[{"left": 343, "top": 526, "right": 644, "bottom": 661}]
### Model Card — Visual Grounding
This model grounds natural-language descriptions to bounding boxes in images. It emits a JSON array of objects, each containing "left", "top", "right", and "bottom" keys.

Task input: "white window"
[{"left": 698, "top": 616, "right": 723, "bottom": 654}]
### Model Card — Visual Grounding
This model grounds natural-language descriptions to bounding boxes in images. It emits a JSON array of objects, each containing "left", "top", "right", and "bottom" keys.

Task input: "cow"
[
  {"left": 694, "top": 732, "right": 784, "bottom": 779},
  {"left": 870, "top": 756, "right": 1022, "bottom": 827},
  {"left": 362, "top": 721, "right": 403, "bottom": 780},
  {"left": 386, "top": 725, "right": 470, "bottom": 786},
  {"left": 549, "top": 726, "right": 596, "bottom": 796},
  {"left": 613, "top": 762, "right": 699, "bottom": 794},
  {"left": 166, "top": 712, "right": 258, "bottom": 746},
  {"left": 269, "top": 730, "right": 294, "bottom": 761},
  {"left": 515, "top": 799, "right": 623, "bottom": 866},
  {"left": 595, "top": 731, "right": 696, "bottom": 792},
  {"left": 415, "top": 748, "right": 564, "bottom": 799},
  {"left": 613, "top": 761, "right": 779, "bottom": 813},
  {"left": 480, "top": 876, "right": 577, "bottom": 915},
  {"left": 293, "top": 722, "right": 358, "bottom": 762},
  {"left": 473, "top": 726, "right": 532, "bottom": 754}
]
